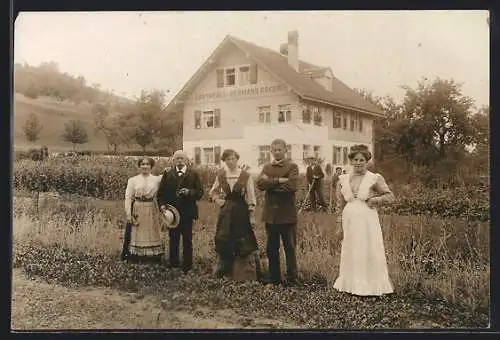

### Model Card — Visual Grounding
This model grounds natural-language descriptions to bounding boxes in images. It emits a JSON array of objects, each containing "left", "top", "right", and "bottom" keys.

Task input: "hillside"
[{"left": 13, "top": 93, "right": 123, "bottom": 152}]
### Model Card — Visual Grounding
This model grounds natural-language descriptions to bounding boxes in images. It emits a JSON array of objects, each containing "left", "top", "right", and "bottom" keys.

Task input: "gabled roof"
[{"left": 166, "top": 35, "right": 384, "bottom": 117}]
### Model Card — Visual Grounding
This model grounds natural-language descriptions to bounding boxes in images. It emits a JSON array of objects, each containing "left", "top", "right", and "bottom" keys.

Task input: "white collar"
[{"left": 175, "top": 165, "right": 187, "bottom": 174}]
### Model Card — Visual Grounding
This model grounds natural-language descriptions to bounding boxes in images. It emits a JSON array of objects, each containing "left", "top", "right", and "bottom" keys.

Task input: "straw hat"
[{"left": 160, "top": 204, "right": 180, "bottom": 229}]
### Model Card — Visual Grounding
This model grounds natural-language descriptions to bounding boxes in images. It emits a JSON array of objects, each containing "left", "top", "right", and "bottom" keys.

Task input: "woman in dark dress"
[{"left": 209, "top": 149, "right": 259, "bottom": 281}]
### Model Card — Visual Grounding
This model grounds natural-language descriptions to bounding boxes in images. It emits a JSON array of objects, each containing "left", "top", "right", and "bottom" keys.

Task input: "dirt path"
[{"left": 11, "top": 269, "right": 298, "bottom": 330}]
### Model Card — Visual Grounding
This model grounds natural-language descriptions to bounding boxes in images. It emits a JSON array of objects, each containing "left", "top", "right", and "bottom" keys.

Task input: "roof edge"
[{"left": 300, "top": 95, "right": 386, "bottom": 118}]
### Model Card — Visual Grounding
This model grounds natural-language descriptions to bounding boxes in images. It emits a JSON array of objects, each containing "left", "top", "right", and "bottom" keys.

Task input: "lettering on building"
[{"left": 192, "top": 84, "right": 287, "bottom": 102}]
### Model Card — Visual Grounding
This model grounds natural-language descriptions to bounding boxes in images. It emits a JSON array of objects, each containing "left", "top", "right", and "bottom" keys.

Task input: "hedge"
[{"left": 13, "top": 158, "right": 490, "bottom": 222}]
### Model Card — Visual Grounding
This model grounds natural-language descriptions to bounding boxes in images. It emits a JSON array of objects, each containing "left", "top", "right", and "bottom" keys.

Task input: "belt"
[{"left": 135, "top": 197, "right": 154, "bottom": 202}]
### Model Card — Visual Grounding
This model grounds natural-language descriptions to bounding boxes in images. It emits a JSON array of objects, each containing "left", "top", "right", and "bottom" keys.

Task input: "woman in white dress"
[
  {"left": 333, "top": 144, "right": 395, "bottom": 296},
  {"left": 123, "top": 157, "right": 164, "bottom": 264}
]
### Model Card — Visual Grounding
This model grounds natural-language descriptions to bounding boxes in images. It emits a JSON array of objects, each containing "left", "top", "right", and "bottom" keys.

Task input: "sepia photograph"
[{"left": 11, "top": 10, "right": 490, "bottom": 330}]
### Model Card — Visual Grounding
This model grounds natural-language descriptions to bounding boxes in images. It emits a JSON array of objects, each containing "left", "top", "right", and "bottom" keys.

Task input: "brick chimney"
[{"left": 287, "top": 31, "right": 299, "bottom": 72}]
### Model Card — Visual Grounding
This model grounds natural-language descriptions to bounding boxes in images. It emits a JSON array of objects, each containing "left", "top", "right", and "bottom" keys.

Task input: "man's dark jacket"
[
  {"left": 157, "top": 167, "right": 204, "bottom": 220},
  {"left": 306, "top": 164, "right": 325, "bottom": 185},
  {"left": 256, "top": 159, "right": 299, "bottom": 225}
]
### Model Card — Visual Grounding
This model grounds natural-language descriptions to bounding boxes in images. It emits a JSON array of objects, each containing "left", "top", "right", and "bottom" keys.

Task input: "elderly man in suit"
[{"left": 157, "top": 150, "right": 204, "bottom": 273}]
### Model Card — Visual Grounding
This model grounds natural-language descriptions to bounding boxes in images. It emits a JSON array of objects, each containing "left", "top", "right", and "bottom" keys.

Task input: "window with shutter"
[
  {"left": 194, "top": 111, "right": 201, "bottom": 129},
  {"left": 203, "top": 147, "right": 215, "bottom": 164},
  {"left": 314, "top": 145, "right": 321, "bottom": 159},
  {"left": 258, "top": 145, "right": 271, "bottom": 165},
  {"left": 278, "top": 104, "right": 292, "bottom": 123},
  {"left": 194, "top": 147, "right": 201, "bottom": 165},
  {"left": 333, "top": 146, "right": 342, "bottom": 164},
  {"left": 286, "top": 144, "right": 292, "bottom": 160},
  {"left": 239, "top": 66, "right": 250, "bottom": 86},
  {"left": 302, "top": 104, "right": 312, "bottom": 124},
  {"left": 216, "top": 69, "right": 224, "bottom": 88},
  {"left": 214, "top": 146, "right": 221, "bottom": 165},
  {"left": 343, "top": 147, "right": 348, "bottom": 164},
  {"left": 249, "top": 64, "right": 258, "bottom": 84},
  {"left": 225, "top": 68, "right": 236, "bottom": 86},
  {"left": 359, "top": 116, "right": 363, "bottom": 132},
  {"left": 303, "top": 144, "right": 311, "bottom": 160},
  {"left": 214, "top": 109, "right": 221, "bottom": 128},
  {"left": 258, "top": 106, "right": 271, "bottom": 124},
  {"left": 333, "top": 111, "right": 342, "bottom": 128}
]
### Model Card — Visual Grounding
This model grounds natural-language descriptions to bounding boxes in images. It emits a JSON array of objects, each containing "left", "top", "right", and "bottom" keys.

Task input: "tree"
[
  {"left": 101, "top": 115, "right": 134, "bottom": 152},
  {"left": 399, "top": 78, "right": 475, "bottom": 160},
  {"left": 61, "top": 120, "right": 89, "bottom": 150},
  {"left": 128, "top": 89, "right": 167, "bottom": 152},
  {"left": 22, "top": 113, "right": 43, "bottom": 143},
  {"left": 353, "top": 89, "right": 402, "bottom": 163},
  {"left": 469, "top": 106, "right": 489, "bottom": 172}
]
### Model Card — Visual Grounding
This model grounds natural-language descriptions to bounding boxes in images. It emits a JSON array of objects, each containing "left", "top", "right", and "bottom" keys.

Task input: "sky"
[{"left": 14, "top": 10, "right": 490, "bottom": 108}]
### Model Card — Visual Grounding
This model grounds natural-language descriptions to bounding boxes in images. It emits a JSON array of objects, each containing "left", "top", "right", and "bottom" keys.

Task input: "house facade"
[{"left": 166, "top": 31, "right": 384, "bottom": 173}]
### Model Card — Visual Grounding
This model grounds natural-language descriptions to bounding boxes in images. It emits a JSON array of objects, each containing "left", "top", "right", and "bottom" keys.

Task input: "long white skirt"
[{"left": 333, "top": 200, "right": 393, "bottom": 296}]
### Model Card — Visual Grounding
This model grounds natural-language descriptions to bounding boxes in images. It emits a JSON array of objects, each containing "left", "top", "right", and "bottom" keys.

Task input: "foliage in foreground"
[
  {"left": 12, "top": 243, "right": 488, "bottom": 329},
  {"left": 12, "top": 195, "right": 490, "bottom": 318},
  {"left": 13, "top": 158, "right": 490, "bottom": 221}
]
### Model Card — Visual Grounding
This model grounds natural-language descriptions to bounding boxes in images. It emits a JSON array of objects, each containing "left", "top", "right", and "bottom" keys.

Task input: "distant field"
[{"left": 12, "top": 93, "right": 139, "bottom": 153}]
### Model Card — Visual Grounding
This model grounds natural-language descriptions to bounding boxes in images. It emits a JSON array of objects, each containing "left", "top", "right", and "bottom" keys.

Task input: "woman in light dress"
[
  {"left": 333, "top": 144, "right": 395, "bottom": 296},
  {"left": 123, "top": 157, "right": 164, "bottom": 264},
  {"left": 209, "top": 149, "right": 259, "bottom": 281}
]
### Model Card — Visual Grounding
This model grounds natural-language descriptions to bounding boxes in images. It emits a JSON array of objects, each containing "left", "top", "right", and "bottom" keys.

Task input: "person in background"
[
  {"left": 256, "top": 138, "right": 299, "bottom": 285},
  {"left": 157, "top": 150, "right": 204, "bottom": 273},
  {"left": 305, "top": 157, "right": 327, "bottom": 212},
  {"left": 123, "top": 157, "right": 164, "bottom": 263},
  {"left": 41, "top": 145, "right": 49, "bottom": 160},
  {"left": 209, "top": 149, "right": 259, "bottom": 281},
  {"left": 333, "top": 144, "right": 395, "bottom": 296},
  {"left": 329, "top": 167, "right": 343, "bottom": 212}
]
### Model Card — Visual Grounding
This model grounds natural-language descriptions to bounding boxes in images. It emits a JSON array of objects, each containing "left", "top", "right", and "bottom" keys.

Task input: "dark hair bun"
[{"left": 348, "top": 144, "right": 372, "bottom": 161}]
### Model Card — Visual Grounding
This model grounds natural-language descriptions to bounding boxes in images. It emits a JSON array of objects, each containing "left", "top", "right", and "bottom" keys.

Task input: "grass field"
[
  {"left": 12, "top": 93, "right": 140, "bottom": 152},
  {"left": 13, "top": 192, "right": 490, "bottom": 318}
]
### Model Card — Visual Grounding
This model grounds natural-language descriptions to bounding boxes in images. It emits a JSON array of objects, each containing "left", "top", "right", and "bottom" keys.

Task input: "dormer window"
[
  {"left": 239, "top": 66, "right": 250, "bottom": 86},
  {"left": 225, "top": 68, "right": 235, "bottom": 86}
]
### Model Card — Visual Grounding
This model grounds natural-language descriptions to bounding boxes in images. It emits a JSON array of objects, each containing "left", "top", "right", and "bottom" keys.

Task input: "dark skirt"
[{"left": 214, "top": 198, "right": 258, "bottom": 259}]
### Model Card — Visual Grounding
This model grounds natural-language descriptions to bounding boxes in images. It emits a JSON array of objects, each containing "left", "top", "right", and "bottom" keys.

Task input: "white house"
[{"left": 165, "top": 31, "right": 384, "bottom": 173}]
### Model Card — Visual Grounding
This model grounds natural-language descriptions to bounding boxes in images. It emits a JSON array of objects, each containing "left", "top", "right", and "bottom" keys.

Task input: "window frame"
[
  {"left": 332, "top": 145, "right": 342, "bottom": 164},
  {"left": 312, "top": 106, "right": 322, "bottom": 126},
  {"left": 313, "top": 145, "right": 321, "bottom": 159},
  {"left": 203, "top": 147, "right": 215, "bottom": 165},
  {"left": 216, "top": 64, "right": 257, "bottom": 87},
  {"left": 333, "top": 110, "right": 342, "bottom": 128},
  {"left": 303, "top": 144, "right": 311, "bottom": 160},
  {"left": 278, "top": 104, "right": 292, "bottom": 123},
  {"left": 225, "top": 68, "right": 236, "bottom": 86},
  {"left": 257, "top": 105, "right": 271, "bottom": 123},
  {"left": 258, "top": 145, "right": 272, "bottom": 164}
]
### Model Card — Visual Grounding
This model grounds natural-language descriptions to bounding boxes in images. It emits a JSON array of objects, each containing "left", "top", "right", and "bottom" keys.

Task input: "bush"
[
  {"left": 72, "top": 149, "right": 173, "bottom": 157},
  {"left": 14, "top": 148, "right": 44, "bottom": 161},
  {"left": 12, "top": 158, "right": 489, "bottom": 221}
]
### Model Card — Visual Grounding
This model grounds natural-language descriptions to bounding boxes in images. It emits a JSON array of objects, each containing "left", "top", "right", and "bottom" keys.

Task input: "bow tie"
[
  {"left": 176, "top": 169, "right": 184, "bottom": 176},
  {"left": 271, "top": 160, "right": 285, "bottom": 167}
]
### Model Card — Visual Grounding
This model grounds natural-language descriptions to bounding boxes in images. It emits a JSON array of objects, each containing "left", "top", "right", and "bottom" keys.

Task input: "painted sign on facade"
[{"left": 191, "top": 84, "right": 287, "bottom": 102}]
